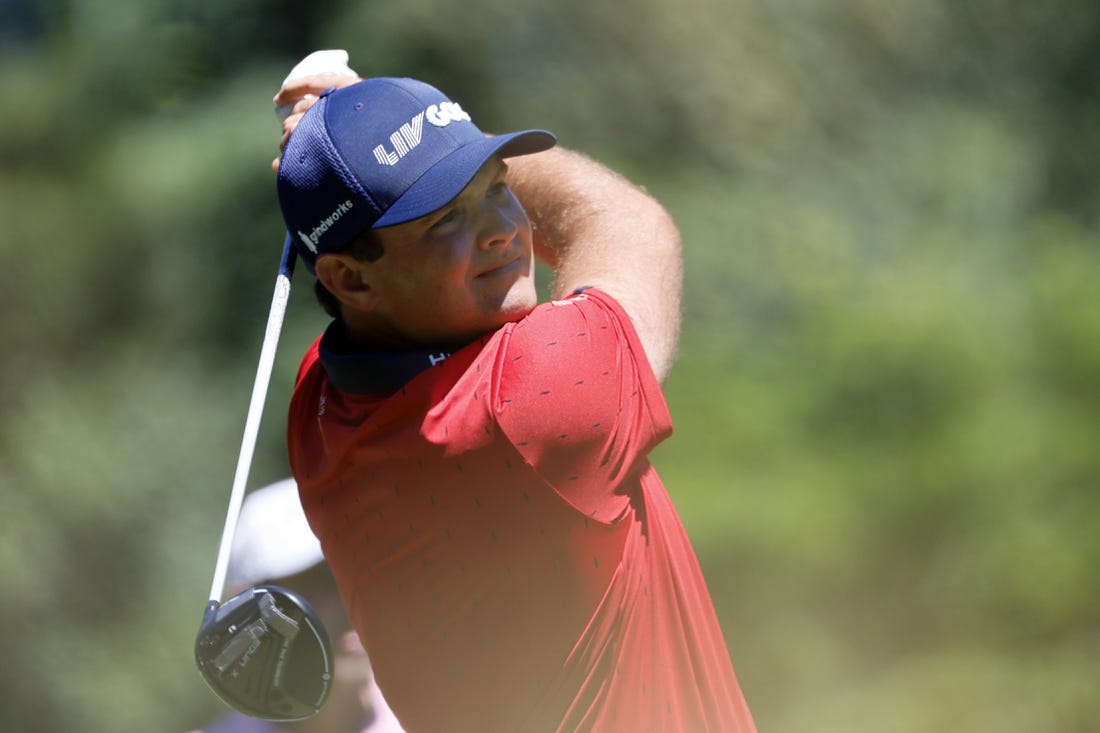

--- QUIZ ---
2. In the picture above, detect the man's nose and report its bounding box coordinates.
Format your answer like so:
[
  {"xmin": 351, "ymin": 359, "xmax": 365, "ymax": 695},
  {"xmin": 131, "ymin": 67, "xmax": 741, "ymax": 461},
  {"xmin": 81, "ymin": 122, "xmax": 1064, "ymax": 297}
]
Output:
[{"xmin": 477, "ymin": 203, "xmax": 518, "ymax": 250}]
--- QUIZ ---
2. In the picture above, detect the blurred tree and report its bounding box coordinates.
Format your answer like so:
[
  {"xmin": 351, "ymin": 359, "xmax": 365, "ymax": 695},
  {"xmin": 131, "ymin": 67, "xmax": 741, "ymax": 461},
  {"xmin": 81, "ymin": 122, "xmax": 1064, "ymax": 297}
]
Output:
[{"xmin": 1, "ymin": 0, "xmax": 1098, "ymax": 731}]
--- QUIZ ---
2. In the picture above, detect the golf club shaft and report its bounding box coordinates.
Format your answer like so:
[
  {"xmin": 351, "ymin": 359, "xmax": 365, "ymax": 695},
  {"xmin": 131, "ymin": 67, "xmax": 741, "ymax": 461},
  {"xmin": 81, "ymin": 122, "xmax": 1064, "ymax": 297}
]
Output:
[{"xmin": 208, "ymin": 236, "xmax": 298, "ymax": 602}]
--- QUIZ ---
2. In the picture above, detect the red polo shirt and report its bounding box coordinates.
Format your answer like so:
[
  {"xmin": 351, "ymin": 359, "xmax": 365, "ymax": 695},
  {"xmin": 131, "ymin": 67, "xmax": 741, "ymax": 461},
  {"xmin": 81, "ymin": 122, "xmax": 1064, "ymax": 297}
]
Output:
[{"xmin": 288, "ymin": 289, "xmax": 755, "ymax": 732}]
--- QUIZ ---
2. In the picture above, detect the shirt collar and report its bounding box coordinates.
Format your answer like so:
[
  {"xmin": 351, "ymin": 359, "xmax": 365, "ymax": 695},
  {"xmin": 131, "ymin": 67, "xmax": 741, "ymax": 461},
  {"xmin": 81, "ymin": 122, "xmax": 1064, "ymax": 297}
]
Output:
[{"xmin": 318, "ymin": 321, "xmax": 456, "ymax": 395}]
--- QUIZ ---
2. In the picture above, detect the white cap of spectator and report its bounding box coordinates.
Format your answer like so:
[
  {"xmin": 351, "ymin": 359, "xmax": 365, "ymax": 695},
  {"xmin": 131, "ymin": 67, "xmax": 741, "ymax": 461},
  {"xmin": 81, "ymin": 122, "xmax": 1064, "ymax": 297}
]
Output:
[{"xmin": 228, "ymin": 478, "xmax": 323, "ymax": 590}]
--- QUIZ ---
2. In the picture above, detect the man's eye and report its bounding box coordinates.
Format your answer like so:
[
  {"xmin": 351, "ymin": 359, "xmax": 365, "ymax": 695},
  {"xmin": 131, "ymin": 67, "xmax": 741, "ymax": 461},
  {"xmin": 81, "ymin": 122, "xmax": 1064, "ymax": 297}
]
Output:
[
  {"xmin": 488, "ymin": 181, "xmax": 509, "ymax": 197},
  {"xmin": 432, "ymin": 210, "xmax": 458, "ymax": 228}
]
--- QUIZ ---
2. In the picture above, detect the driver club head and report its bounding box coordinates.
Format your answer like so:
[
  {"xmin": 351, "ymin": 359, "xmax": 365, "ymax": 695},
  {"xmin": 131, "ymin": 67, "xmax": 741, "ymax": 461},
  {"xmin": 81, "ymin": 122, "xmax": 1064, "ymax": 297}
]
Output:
[{"xmin": 195, "ymin": 584, "xmax": 333, "ymax": 721}]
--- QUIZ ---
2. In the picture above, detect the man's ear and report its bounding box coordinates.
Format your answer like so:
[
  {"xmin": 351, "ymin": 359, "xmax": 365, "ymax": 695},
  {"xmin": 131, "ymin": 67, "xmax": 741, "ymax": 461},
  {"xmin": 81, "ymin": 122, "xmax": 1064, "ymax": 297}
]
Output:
[{"xmin": 314, "ymin": 253, "xmax": 378, "ymax": 312}]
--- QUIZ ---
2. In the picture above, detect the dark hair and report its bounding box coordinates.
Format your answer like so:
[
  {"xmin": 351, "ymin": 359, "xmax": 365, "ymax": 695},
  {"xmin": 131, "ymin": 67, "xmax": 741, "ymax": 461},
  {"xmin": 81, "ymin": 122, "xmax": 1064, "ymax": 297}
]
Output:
[{"xmin": 314, "ymin": 228, "xmax": 386, "ymax": 319}]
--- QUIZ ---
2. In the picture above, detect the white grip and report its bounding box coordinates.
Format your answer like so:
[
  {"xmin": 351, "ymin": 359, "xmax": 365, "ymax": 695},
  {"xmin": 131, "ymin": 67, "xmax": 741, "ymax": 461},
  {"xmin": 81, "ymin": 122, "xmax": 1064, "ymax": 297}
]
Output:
[{"xmin": 275, "ymin": 49, "xmax": 359, "ymax": 122}]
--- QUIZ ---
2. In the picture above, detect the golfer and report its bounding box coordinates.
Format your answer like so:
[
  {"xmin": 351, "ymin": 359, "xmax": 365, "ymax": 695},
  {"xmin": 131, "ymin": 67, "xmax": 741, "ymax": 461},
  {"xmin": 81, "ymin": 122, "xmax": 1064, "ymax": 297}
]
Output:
[{"xmin": 272, "ymin": 55, "xmax": 756, "ymax": 732}]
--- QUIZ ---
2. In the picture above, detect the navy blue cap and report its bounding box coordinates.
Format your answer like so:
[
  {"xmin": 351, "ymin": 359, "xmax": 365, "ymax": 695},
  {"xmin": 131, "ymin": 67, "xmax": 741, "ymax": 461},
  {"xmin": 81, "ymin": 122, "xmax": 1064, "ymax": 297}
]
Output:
[{"xmin": 277, "ymin": 77, "xmax": 556, "ymax": 273}]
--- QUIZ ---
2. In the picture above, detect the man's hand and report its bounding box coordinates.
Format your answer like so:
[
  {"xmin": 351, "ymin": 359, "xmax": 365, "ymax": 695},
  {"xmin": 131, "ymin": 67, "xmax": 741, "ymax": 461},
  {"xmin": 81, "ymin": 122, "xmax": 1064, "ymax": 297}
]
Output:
[{"xmin": 271, "ymin": 51, "xmax": 361, "ymax": 172}]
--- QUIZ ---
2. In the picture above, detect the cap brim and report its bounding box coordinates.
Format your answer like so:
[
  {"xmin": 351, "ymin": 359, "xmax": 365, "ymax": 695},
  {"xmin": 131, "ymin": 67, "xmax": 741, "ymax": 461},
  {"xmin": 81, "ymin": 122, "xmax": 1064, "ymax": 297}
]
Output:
[{"xmin": 372, "ymin": 129, "xmax": 556, "ymax": 229}]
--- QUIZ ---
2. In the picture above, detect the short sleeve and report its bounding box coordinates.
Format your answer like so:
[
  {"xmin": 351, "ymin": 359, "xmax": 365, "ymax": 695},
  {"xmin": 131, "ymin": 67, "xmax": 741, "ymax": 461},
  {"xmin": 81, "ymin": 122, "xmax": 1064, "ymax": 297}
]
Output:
[{"xmin": 491, "ymin": 290, "xmax": 673, "ymax": 523}]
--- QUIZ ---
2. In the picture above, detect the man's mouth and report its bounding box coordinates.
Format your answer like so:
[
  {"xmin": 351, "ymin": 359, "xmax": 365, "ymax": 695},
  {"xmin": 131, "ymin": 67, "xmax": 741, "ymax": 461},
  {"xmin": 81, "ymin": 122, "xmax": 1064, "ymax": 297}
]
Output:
[{"xmin": 477, "ymin": 256, "xmax": 522, "ymax": 279}]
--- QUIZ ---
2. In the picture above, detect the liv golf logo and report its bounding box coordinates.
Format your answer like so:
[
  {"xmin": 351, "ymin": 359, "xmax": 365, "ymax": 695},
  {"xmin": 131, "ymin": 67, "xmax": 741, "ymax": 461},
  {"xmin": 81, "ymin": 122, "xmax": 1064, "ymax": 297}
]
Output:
[{"xmin": 373, "ymin": 102, "xmax": 472, "ymax": 166}]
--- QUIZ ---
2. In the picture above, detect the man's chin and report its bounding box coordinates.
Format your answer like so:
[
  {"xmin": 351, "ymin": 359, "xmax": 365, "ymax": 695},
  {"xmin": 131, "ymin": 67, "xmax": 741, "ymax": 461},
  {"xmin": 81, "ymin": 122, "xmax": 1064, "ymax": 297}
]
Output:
[{"xmin": 496, "ymin": 291, "xmax": 538, "ymax": 324}]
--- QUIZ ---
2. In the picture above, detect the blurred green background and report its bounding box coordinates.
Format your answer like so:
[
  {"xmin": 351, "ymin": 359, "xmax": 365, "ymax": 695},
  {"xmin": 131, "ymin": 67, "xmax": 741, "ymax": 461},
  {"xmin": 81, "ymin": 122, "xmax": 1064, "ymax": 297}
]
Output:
[{"xmin": 2, "ymin": 0, "xmax": 1098, "ymax": 730}]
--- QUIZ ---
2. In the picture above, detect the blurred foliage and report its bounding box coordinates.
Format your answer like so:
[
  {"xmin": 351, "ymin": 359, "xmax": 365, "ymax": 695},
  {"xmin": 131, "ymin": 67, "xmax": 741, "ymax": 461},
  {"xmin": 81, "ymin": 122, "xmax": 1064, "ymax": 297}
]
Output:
[{"xmin": 1, "ymin": 0, "xmax": 1097, "ymax": 731}]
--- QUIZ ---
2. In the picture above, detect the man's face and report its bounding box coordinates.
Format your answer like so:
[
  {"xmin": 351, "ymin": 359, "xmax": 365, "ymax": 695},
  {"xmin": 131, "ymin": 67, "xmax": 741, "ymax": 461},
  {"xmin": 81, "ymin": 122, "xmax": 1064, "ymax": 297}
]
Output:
[{"xmin": 364, "ymin": 156, "xmax": 538, "ymax": 346}]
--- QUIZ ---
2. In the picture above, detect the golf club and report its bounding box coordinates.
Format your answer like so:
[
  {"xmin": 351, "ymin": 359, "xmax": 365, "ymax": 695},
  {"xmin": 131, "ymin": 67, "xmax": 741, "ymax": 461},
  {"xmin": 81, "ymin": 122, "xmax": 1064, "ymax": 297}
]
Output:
[{"xmin": 194, "ymin": 236, "xmax": 334, "ymax": 721}]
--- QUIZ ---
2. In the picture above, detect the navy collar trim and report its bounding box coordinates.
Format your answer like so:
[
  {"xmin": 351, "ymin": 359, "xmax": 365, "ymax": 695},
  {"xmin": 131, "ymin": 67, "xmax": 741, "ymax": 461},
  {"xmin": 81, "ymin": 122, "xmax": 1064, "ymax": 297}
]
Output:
[
  {"xmin": 318, "ymin": 322, "xmax": 455, "ymax": 395},
  {"xmin": 318, "ymin": 288, "xmax": 594, "ymax": 395}
]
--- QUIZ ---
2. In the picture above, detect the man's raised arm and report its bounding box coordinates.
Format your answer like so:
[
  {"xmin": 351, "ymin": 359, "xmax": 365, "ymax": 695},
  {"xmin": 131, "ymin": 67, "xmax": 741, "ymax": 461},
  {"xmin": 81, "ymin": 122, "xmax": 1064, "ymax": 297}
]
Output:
[{"xmin": 507, "ymin": 148, "xmax": 683, "ymax": 382}]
